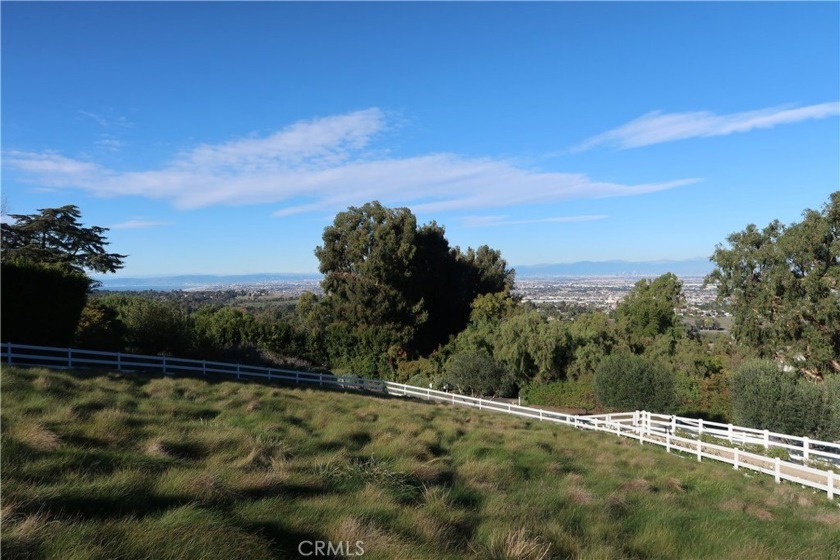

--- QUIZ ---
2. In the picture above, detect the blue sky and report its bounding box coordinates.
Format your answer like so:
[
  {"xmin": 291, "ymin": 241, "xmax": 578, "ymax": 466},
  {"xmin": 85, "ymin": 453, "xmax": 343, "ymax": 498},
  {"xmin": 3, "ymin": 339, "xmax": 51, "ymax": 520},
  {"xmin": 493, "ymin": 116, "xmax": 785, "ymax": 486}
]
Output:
[{"xmin": 2, "ymin": 2, "xmax": 838, "ymax": 277}]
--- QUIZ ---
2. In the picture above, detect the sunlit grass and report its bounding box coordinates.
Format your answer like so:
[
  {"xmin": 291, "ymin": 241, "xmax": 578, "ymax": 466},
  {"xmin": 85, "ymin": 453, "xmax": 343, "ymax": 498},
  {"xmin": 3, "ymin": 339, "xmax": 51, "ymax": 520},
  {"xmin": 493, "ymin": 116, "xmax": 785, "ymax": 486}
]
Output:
[{"xmin": 2, "ymin": 366, "xmax": 839, "ymax": 559}]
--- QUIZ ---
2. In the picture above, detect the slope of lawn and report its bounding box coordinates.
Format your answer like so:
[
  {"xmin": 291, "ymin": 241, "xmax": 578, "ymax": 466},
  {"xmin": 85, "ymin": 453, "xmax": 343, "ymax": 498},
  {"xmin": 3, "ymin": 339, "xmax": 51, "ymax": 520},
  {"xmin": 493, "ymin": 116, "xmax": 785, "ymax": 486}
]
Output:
[{"xmin": 2, "ymin": 366, "xmax": 839, "ymax": 559}]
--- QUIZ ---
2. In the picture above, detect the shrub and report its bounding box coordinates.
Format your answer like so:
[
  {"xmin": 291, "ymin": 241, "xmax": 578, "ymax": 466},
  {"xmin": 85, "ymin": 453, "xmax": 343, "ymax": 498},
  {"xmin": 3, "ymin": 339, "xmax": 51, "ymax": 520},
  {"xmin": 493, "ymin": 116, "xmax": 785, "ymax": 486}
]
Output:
[
  {"xmin": 74, "ymin": 300, "xmax": 126, "ymax": 351},
  {"xmin": 593, "ymin": 353, "xmax": 676, "ymax": 412},
  {"xmin": 1, "ymin": 259, "xmax": 90, "ymax": 346},
  {"xmin": 729, "ymin": 359, "xmax": 840, "ymax": 438},
  {"xmin": 119, "ymin": 299, "xmax": 192, "ymax": 355},
  {"xmin": 444, "ymin": 349, "xmax": 515, "ymax": 397},
  {"xmin": 523, "ymin": 376, "xmax": 597, "ymax": 411}
]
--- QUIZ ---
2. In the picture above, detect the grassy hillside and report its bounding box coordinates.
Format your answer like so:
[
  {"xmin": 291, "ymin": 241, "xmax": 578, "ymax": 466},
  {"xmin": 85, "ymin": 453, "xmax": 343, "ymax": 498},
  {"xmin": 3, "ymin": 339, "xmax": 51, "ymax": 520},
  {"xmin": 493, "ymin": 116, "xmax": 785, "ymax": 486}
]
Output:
[{"xmin": 2, "ymin": 366, "xmax": 839, "ymax": 559}]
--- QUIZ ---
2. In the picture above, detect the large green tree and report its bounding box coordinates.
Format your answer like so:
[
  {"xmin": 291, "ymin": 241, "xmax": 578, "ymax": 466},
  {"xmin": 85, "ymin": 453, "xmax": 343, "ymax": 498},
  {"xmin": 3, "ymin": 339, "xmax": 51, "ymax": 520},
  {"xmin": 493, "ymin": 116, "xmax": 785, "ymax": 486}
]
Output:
[
  {"xmin": 615, "ymin": 273, "xmax": 684, "ymax": 353},
  {"xmin": 1, "ymin": 205, "xmax": 126, "ymax": 274},
  {"xmin": 315, "ymin": 202, "xmax": 425, "ymax": 350},
  {"xmin": 707, "ymin": 192, "xmax": 840, "ymax": 378},
  {"xmin": 313, "ymin": 201, "xmax": 515, "ymax": 373}
]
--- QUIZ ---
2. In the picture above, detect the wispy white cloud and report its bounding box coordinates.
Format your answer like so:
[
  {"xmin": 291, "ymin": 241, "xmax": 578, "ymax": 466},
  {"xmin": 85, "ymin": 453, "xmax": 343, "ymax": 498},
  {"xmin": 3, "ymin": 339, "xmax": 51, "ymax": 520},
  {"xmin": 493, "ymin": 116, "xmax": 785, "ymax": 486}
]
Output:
[
  {"xmin": 574, "ymin": 101, "xmax": 840, "ymax": 151},
  {"xmin": 5, "ymin": 108, "xmax": 697, "ymax": 216},
  {"xmin": 78, "ymin": 110, "xmax": 133, "ymax": 129},
  {"xmin": 108, "ymin": 219, "xmax": 170, "ymax": 230},
  {"xmin": 95, "ymin": 137, "xmax": 125, "ymax": 152},
  {"xmin": 461, "ymin": 214, "xmax": 608, "ymax": 228}
]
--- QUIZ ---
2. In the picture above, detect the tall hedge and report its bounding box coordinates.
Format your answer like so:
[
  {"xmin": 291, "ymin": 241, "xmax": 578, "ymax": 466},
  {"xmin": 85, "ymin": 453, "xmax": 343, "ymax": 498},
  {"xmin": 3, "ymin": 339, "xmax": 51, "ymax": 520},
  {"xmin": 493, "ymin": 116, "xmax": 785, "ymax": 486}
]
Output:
[
  {"xmin": 730, "ymin": 359, "xmax": 840, "ymax": 439},
  {"xmin": 1, "ymin": 259, "xmax": 90, "ymax": 346}
]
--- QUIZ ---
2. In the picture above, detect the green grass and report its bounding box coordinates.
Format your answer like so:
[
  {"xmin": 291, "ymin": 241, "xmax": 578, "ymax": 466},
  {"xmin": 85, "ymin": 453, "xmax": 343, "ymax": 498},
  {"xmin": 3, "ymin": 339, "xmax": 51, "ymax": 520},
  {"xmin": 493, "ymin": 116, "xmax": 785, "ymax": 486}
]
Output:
[{"xmin": 2, "ymin": 366, "xmax": 839, "ymax": 559}]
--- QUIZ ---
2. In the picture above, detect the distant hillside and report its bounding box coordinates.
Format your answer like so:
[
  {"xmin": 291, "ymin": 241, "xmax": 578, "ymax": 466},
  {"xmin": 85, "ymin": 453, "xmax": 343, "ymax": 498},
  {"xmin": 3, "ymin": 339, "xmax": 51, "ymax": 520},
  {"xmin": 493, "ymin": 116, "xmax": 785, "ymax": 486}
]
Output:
[
  {"xmin": 94, "ymin": 273, "xmax": 320, "ymax": 291},
  {"xmin": 95, "ymin": 259, "xmax": 714, "ymax": 290},
  {"xmin": 514, "ymin": 258, "xmax": 713, "ymax": 278}
]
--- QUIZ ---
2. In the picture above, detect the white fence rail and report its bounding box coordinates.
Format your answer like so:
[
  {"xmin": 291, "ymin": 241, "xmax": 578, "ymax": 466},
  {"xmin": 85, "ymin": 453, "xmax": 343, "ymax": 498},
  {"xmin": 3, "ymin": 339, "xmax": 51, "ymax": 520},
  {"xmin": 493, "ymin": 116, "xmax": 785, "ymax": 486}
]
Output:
[
  {"xmin": 2, "ymin": 341, "xmax": 837, "ymax": 500},
  {"xmin": 614, "ymin": 410, "xmax": 840, "ymax": 466}
]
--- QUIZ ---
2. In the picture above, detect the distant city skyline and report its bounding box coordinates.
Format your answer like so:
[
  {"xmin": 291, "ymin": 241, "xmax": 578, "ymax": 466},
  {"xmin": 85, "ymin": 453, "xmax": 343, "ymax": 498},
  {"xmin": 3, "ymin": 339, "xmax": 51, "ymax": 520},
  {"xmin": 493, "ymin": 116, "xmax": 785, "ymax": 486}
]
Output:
[{"xmin": 3, "ymin": 3, "xmax": 838, "ymax": 276}]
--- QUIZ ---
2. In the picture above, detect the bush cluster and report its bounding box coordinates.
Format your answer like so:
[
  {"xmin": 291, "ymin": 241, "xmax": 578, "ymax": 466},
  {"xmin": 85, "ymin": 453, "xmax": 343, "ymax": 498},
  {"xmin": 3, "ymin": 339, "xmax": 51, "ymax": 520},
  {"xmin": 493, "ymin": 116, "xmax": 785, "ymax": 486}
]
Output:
[
  {"xmin": 593, "ymin": 353, "xmax": 676, "ymax": 412},
  {"xmin": 729, "ymin": 360, "xmax": 840, "ymax": 439}
]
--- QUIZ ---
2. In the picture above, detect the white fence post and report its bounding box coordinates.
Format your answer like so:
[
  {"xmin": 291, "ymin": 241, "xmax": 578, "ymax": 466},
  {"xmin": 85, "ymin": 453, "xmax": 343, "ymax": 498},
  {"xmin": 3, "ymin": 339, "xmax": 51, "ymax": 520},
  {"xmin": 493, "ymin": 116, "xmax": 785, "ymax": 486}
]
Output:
[
  {"xmin": 698, "ymin": 418, "xmax": 704, "ymax": 441},
  {"xmin": 727, "ymin": 424, "xmax": 733, "ymax": 442},
  {"xmin": 697, "ymin": 439, "xmax": 702, "ymax": 462},
  {"xmin": 775, "ymin": 457, "xmax": 781, "ymax": 483},
  {"xmin": 319, "ymin": 373, "xmax": 323, "ymax": 386},
  {"xmin": 117, "ymin": 353, "xmax": 122, "ymax": 371},
  {"xmin": 162, "ymin": 355, "xmax": 167, "ymax": 374},
  {"xmin": 6, "ymin": 342, "xmax": 12, "ymax": 364},
  {"xmin": 426, "ymin": 388, "xmax": 431, "ymax": 401},
  {"xmin": 828, "ymin": 471, "xmax": 835, "ymax": 500},
  {"xmin": 68, "ymin": 348, "xmax": 73, "ymax": 368},
  {"xmin": 236, "ymin": 364, "xmax": 240, "ymax": 379},
  {"xmin": 671, "ymin": 415, "xmax": 677, "ymax": 435},
  {"xmin": 733, "ymin": 448, "xmax": 739, "ymax": 470},
  {"xmin": 764, "ymin": 430, "xmax": 770, "ymax": 449},
  {"xmin": 295, "ymin": 371, "xmax": 300, "ymax": 384},
  {"xmin": 539, "ymin": 409, "xmax": 543, "ymax": 421},
  {"xmin": 803, "ymin": 437, "xmax": 810, "ymax": 462},
  {"xmin": 267, "ymin": 369, "xmax": 273, "ymax": 381},
  {"xmin": 666, "ymin": 433, "xmax": 671, "ymax": 453},
  {"xmin": 202, "ymin": 361, "xmax": 207, "ymax": 375}
]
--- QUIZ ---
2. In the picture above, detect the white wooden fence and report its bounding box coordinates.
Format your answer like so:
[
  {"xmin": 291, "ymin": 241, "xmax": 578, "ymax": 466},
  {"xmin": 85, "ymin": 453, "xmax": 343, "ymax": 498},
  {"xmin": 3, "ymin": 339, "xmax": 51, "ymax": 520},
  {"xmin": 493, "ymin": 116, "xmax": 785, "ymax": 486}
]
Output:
[
  {"xmin": 2, "ymin": 342, "xmax": 837, "ymax": 500},
  {"xmin": 582, "ymin": 411, "xmax": 840, "ymax": 466}
]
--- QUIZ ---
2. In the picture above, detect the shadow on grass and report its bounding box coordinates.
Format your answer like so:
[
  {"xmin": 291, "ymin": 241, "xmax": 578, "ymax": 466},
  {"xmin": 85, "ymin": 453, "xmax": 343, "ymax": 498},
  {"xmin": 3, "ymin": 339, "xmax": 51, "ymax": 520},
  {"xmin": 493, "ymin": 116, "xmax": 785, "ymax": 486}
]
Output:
[
  {"xmin": 244, "ymin": 521, "xmax": 341, "ymax": 559},
  {"xmin": 18, "ymin": 364, "xmax": 432, "ymax": 408}
]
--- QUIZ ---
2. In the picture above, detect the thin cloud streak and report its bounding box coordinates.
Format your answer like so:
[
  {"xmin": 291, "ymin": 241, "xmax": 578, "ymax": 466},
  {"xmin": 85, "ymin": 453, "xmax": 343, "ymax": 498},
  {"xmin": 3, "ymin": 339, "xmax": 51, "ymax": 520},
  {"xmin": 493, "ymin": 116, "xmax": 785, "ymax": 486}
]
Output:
[
  {"xmin": 78, "ymin": 110, "xmax": 133, "ymax": 129},
  {"xmin": 5, "ymin": 108, "xmax": 698, "ymax": 216},
  {"xmin": 461, "ymin": 214, "xmax": 608, "ymax": 227},
  {"xmin": 574, "ymin": 101, "xmax": 840, "ymax": 151},
  {"xmin": 108, "ymin": 219, "xmax": 171, "ymax": 230}
]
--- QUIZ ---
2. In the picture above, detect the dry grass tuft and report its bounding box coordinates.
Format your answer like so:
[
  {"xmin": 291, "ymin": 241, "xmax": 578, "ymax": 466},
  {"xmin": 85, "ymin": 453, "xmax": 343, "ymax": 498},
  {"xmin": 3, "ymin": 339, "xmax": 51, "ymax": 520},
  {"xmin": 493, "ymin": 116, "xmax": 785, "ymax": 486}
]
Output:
[
  {"xmin": 620, "ymin": 478, "xmax": 653, "ymax": 493},
  {"xmin": 812, "ymin": 512, "xmax": 840, "ymax": 527},
  {"xmin": 410, "ymin": 459, "xmax": 452, "ymax": 485},
  {"xmin": 719, "ymin": 498, "xmax": 773, "ymax": 521},
  {"xmin": 355, "ymin": 410, "xmax": 379, "ymax": 423},
  {"xmin": 567, "ymin": 486, "xmax": 595, "ymax": 505},
  {"xmin": 458, "ymin": 459, "xmax": 512, "ymax": 492},
  {"xmin": 144, "ymin": 439, "xmax": 176, "ymax": 459},
  {"xmin": 332, "ymin": 516, "xmax": 396, "ymax": 552},
  {"xmin": 412, "ymin": 513, "xmax": 454, "ymax": 543},
  {"xmin": 719, "ymin": 498, "xmax": 746, "ymax": 512},
  {"xmin": 770, "ymin": 484, "xmax": 814, "ymax": 508},
  {"xmin": 236, "ymin": 435, "xmax": 291, "ymax": 471},
  {"xmin": 420, "ymin": 484, "xmax": 451, "ymax": 509},
  {"xmin": 245, "ymin": 400, "xmax": 261, "ymax": 412},
  {"xmin": 744, "ymin": 504, "xmax": 774, "ymax": 521},
  {"xmin": 33, "ymin": 373, "xmax": 76, "ymax": 393},
  {"xmin": 478, "ymin": 527, "xmax": 552, "ymax": 560},
  {"xmin": 665, "ymin": 478, "xmax": 685, "ymax": 493},
  {"xmin": 233, "ymin": 470, "xmax": 289, "ymax": 495},
  {"xmin": 12, "ymin": 422, "xmax": 61, "ymax": 450},
  {"xmin": 6, "ymin": 511, "xmax": 56, "ymax": 546},
  {"xmin": 184, "ymin": 472, "xmax": 241, "ymax": 504},
  {"xmin": 564, "ymin": 472, "xmax": 584, "ymax": 485}
]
